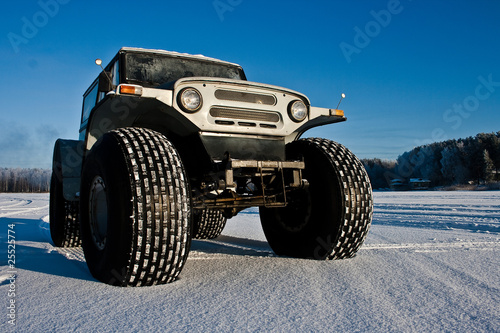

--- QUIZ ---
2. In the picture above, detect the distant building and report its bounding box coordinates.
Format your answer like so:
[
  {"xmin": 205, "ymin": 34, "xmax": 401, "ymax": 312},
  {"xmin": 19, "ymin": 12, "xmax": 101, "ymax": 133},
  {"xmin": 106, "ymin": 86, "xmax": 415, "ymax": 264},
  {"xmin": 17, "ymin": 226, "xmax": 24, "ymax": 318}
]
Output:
[
  {"xmin": 390, "ymin": 178, "xmax": 431, "ymax": 190},
  {"xmin": 409, "ymin": 178, "xmax": 431, "ymax": 190},
  {"xmin": 390, "ymin": 179, "xmax": 409, "ymax": 191}
]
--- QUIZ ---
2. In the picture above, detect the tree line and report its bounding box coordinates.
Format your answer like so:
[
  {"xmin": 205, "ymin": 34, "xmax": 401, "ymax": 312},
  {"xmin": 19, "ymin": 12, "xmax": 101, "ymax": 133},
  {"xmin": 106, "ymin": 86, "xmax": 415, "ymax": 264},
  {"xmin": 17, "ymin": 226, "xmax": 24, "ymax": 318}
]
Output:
[
  {"xmin": 362, "ymin": 132, "xmax": 500, "ymax": 189},
  {"xmin": 0, "ymin": 168, "xmax": 51, "ymax": 192}
]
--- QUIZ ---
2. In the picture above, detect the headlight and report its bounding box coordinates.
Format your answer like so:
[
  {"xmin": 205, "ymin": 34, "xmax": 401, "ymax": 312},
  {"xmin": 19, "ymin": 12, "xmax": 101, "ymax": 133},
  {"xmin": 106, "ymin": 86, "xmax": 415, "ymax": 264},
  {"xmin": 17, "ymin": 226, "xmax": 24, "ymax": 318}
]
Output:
[
  {"xmin": 178, "ymin": 88, "xmax": 202, "ymax": 112},
  {"xmin": 288, "ymin": 100, "xmax": 307, "ymax": 122}
]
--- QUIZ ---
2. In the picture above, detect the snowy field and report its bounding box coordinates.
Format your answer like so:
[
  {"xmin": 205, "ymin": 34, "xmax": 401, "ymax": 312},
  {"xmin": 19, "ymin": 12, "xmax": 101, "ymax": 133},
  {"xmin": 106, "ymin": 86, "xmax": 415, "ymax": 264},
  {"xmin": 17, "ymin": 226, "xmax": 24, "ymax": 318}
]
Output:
[{"xmin": 0, "ymin": 191, "xmax": 499, "ymax": 332}]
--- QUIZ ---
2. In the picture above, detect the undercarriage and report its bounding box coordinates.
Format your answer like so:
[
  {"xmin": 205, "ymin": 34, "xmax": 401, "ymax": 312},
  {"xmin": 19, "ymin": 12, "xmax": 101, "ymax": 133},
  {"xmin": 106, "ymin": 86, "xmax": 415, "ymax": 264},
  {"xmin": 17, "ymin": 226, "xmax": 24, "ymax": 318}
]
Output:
[{"xmin": 192, "ymin": 158, "xmax": 308, "ymax": 217}]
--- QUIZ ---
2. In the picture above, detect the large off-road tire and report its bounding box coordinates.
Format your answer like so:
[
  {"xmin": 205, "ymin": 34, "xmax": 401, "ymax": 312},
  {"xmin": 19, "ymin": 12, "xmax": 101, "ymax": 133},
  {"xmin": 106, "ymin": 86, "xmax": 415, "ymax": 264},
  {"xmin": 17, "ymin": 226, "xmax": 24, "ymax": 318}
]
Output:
[
  {"xmin": 260, "ymin": 138, "xmax": 373, "ymax": 260},
  {"xmin": 193, "ymin": 209, "xmax": 227, "ymax": 239},
  {"xmin": 50, "ymin": 172, "xmax": 81, "ymax": 247},
  {"xmin": 80, "ymin": 127, "xmax": 191, "ymax": 286}
]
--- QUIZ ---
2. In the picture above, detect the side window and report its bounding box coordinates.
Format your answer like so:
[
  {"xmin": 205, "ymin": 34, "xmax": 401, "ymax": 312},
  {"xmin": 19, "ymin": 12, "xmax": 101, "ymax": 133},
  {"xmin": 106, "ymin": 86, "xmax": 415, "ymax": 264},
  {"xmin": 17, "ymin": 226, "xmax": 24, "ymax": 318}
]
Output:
[
  {"xmin": 112, "ymin": 60, "xmax": 120, "ymax": 86},
  {"xmin": 82, "ymin": 81, "xmax": 99, "ymax": 123}
]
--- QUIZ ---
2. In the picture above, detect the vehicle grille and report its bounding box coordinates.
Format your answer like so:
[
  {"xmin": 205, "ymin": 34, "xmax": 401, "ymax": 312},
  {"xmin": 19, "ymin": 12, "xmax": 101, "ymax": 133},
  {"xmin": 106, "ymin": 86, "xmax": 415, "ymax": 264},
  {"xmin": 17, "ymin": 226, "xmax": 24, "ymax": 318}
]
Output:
[
  {"xmin": 210, "ymin": 107, "xmax": 280, "ymax": 123},
  {"xmin": 215, "ymin": 89, "xmax": 276, "ymax": 106}
]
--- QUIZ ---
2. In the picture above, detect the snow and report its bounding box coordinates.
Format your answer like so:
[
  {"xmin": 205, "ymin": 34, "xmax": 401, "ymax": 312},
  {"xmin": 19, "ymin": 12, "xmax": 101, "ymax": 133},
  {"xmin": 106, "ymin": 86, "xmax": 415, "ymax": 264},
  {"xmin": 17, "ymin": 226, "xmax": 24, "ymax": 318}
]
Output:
[{"xmin": 1, "ymin": 191, "xmax": 499, "ymax": 332}]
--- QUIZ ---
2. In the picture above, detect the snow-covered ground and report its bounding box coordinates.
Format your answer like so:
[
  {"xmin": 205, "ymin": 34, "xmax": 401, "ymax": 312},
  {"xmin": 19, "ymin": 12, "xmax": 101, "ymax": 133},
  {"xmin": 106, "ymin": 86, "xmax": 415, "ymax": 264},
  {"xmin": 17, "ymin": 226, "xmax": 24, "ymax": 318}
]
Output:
[{"xmin": 1, "ymin": 191, "xmax": 499, "ymax": 332}]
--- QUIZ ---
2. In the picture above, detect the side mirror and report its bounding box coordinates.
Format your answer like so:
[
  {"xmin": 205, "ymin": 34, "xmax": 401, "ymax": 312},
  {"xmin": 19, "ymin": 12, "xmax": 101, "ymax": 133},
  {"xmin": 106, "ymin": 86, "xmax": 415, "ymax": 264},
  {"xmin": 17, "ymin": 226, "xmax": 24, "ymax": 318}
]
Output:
[{"xmin": 98, "ymin": 71, "xmax": 114, "ymax": 92}]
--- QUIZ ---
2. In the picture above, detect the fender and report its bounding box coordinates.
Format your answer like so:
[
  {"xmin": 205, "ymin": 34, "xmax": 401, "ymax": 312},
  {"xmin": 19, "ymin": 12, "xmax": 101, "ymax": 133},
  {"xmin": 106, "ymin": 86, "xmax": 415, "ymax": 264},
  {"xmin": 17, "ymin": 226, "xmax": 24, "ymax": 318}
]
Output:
[{"xmin": 52, "ymin": 139, "xmax": 85, "ymax": 201}]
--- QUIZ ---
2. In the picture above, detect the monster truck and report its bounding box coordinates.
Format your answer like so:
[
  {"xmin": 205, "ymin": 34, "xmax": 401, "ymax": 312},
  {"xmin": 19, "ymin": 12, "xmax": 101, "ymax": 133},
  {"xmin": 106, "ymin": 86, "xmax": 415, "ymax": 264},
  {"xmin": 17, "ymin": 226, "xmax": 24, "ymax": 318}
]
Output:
[{"xmin": 50, "ymin": 47, "xmax": 373, "ymax": 286}]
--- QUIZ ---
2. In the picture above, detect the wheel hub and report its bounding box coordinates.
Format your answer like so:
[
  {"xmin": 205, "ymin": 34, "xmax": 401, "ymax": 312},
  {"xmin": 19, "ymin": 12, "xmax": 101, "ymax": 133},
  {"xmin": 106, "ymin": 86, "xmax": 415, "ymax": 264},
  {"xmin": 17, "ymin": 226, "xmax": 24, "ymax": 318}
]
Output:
[
  {"xmin": 89, "ymin": 176, "xmax": 108, "ymax": 250},
  {"xmin": 279, "ymin": 188, "xmax": 312, "ymax": 232}
]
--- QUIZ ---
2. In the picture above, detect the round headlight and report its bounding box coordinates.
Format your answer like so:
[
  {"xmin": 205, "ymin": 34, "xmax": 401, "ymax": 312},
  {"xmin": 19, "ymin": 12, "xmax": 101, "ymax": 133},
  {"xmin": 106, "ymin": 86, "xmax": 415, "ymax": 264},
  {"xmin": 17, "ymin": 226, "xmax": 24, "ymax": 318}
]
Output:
[
  {"xmin": 289, "ymin": 100, "xmax": 307, "ymax": 122},
  {"xmin": 179, "ymin": 88, "xmax": 202, "ymax": 112}
]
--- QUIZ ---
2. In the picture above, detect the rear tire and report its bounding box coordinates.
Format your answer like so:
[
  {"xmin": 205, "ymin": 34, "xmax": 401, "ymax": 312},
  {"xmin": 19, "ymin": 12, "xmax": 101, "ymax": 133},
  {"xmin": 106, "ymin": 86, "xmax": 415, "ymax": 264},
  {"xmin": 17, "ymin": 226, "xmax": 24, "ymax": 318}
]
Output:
[
  {"xmin": 260, "ymin": 138, "xmax": 373, "ymax": 260},
  {"xmin": 80, "ymin": 128, "xmax": 191, "ymax": 286},
  {"xmin": 49, "ymin": 172, "xmax": 81, "ymax": 247},
  {"xmin": 193, "ymin": 209, "xmax": 227, "ymax": 239}
]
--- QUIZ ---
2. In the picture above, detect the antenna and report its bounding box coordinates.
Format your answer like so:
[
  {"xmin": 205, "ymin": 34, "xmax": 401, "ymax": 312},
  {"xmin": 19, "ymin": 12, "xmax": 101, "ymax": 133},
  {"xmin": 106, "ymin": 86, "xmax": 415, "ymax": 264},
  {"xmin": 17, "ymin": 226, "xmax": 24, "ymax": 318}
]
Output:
[
  {"xmin": 95, "ymin": 58, "xmax": 112, "ymax": 84},
  {"xmin": 336, "ymin": 93, "xmax": 346, "ymax": 109}
]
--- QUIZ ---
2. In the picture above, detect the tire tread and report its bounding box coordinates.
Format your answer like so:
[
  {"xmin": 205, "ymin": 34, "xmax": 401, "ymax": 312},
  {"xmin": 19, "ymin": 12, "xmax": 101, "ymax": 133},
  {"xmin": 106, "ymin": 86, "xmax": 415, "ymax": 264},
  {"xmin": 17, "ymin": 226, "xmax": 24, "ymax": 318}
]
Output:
[
  {"xmin": 193, "ymin": 209, "xmax": 227, "ymax": 239},
  {"xmin": 305, "ymin": 138, "xmax": 373, "ymax": 259},
  {"xmin": 50, "ymin": 173, "xmax": 82, "ymax": 247},
  {"xmin": 112, "ymin": 128, "xmax": 190, "ymax": 286}
]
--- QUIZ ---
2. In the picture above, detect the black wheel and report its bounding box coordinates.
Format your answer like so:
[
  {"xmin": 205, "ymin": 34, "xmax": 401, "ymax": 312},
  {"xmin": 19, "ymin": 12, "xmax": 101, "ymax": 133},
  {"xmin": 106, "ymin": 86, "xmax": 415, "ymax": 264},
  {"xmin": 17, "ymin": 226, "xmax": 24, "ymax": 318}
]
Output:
[
  {"xmin": 193, "ymin": 209, "xmax": 227, "ymax": 239},
  {"xmin": 80, "ymin": 128, "xmax": 192, "ymax": 286},
  {"xmin": 50, "ymin": 172, "xmax": 81, "ymax": 247},
  {"xmin": 260, "ymin": 138, "xmax": 373, "ymax": 260}
]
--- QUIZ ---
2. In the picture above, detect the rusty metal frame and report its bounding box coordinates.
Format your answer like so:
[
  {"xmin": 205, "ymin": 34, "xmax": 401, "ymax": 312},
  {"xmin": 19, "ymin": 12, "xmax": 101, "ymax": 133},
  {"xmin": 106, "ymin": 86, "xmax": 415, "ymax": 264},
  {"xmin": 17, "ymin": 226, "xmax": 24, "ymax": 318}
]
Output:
[{"xmin": 193, "ymin": 159, "xmax": 305, "ymax": 211}]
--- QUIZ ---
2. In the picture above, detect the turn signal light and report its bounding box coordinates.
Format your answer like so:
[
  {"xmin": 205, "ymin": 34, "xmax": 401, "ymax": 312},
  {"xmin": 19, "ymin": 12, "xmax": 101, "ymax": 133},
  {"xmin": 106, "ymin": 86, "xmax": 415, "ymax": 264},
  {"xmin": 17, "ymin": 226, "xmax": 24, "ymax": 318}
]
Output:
[
  {"xmin": 330, "ymin": 109, "xmax": 344, "ymax": 117},
  {"xmin": 119, "ymin": 85, "xmax": 143, "ymax": 96}
]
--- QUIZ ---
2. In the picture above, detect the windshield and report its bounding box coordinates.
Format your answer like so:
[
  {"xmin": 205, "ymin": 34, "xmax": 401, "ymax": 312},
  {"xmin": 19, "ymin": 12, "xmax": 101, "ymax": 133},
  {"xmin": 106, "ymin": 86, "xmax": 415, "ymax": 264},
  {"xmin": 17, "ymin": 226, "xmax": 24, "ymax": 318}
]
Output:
[{"xmin": 124, "ymin": 52, "xmax": 245, "ymax": 87}]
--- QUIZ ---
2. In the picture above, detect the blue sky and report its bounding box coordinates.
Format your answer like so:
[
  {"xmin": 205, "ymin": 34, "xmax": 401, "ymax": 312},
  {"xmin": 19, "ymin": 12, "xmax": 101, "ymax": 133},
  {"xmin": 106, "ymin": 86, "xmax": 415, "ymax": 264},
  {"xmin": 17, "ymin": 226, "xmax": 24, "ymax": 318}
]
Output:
[{"xmin": 0, "ymin": 0, "xmax": 499, "ymax": 168}]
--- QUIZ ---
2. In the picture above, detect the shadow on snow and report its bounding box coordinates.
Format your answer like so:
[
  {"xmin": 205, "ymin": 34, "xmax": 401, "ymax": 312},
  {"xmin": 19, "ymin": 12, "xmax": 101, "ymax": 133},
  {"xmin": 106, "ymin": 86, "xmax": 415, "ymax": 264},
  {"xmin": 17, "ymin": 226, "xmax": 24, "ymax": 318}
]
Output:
[{"xmin": 0, "ymin": 217, "xmax": 95, "ymax": 283}]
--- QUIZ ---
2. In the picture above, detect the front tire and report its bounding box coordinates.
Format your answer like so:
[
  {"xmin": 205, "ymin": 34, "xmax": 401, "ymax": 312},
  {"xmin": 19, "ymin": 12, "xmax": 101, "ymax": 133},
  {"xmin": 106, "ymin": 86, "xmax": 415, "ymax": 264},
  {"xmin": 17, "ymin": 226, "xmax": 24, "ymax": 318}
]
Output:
[
  {"xmin": 260, "ymin": 138, "xmax": 373, "ymax": 260},
  {"xmin": 80, "ymin": 128, "xmax": 191, "ymax": 286}
]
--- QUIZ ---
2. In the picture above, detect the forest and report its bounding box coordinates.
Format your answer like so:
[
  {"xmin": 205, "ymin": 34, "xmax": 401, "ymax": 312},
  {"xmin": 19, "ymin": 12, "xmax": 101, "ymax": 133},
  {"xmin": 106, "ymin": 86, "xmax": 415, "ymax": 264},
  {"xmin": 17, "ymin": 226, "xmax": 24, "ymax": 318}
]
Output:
[
  {"xmin": 362, "ymin": 132, "xmax": 500, "ymax": 189},
  {"xmin": 0, "ymin": 168, "xmax": 51, "ymax": 192},
  {"xmin": 0, "ymin": 132, "xmax": 499, "ymax": 192}
]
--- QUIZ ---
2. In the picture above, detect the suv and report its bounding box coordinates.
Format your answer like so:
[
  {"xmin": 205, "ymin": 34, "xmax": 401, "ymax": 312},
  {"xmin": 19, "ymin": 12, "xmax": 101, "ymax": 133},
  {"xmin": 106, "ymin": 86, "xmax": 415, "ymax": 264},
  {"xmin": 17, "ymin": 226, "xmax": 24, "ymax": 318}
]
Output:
[{"xmin": 50, "ymin": 47, "xmax": 373, "ymax": 286}]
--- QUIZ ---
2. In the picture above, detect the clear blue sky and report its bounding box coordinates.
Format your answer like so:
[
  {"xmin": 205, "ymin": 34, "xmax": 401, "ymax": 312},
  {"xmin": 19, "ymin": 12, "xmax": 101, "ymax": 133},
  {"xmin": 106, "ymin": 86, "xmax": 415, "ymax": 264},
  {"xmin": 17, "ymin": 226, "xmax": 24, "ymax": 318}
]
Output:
[{"xmin": 1, "ymin": 0, "xmax": 499, "ymax": 168}]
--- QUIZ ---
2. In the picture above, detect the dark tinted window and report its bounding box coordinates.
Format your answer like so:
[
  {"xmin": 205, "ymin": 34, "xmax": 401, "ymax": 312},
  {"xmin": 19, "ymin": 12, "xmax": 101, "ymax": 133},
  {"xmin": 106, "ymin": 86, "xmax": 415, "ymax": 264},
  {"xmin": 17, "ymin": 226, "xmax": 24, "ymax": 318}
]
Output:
[{"xmin": 124, "ymin": 52, "xmax": 245, "ymax": 87}]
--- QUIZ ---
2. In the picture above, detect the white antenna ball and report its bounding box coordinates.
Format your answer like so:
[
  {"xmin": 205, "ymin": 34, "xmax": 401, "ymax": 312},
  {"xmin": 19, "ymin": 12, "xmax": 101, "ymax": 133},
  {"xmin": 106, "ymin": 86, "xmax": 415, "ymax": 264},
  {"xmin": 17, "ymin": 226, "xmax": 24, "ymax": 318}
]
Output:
[
  {"xmin": 341, "ymin": 93, "xmax": 346, "ymax": 99},
  {"xmin": 95, "ymin": 59, "xmax": 102, "ymax": 66}
]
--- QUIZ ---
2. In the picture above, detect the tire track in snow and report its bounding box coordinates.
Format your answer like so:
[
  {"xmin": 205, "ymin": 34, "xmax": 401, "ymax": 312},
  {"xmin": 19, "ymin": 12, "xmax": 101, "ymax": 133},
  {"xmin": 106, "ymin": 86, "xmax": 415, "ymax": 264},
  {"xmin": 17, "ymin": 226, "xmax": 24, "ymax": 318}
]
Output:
[
  {"xmin": 373, "ymin": 212, "xmax": 500, "ymax": 233},
  {"xmin": 0, "ymin": 198, "xmax": 32, "ymax": 209},
  {"xmin": 190, "ymin": 239, "xmax": 500, "ymax": 259},
  {"xmin": 375, "ymin": 203, "xmax": 500, "ymax": 217},
  {"xmin": 0, "ymin": 197, "xmax": 48, "ymax": 218},
  {"xmin": 361, "ymin": 240, "xmax": 500, "ymax": 253},
  {"xmin": 372, "ymin": 192, "xmax": 500, "ymax": 234}
]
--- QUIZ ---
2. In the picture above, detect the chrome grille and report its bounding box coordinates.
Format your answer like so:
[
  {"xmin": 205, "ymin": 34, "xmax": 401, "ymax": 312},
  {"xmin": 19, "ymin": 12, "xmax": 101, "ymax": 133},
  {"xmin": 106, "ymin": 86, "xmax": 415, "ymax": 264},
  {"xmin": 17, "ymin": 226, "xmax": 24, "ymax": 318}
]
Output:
[
  {"xmin": 215, "ymin": 89, "xmax": 276, "ymax": 105},
  {"xmin": 210, "ymin": 107, "xmax": 280, "ymax": 123}
]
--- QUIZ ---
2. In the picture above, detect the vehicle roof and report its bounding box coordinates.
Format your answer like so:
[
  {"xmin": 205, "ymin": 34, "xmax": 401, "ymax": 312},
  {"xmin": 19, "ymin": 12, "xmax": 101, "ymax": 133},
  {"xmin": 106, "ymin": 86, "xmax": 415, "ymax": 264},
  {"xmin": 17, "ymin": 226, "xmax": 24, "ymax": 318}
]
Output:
[{"xmin": 119, "ymin": 47, "xmax": 243, "ymax": 69}]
